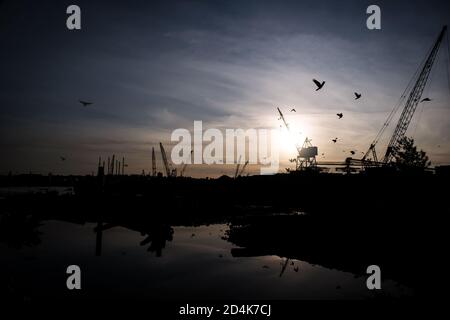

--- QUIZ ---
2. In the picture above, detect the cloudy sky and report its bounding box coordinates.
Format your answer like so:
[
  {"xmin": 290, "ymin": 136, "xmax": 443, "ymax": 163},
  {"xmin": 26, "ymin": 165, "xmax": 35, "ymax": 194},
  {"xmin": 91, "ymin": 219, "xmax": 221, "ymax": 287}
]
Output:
[{"xmin": 1, "ymin": 0, "xmax": 450, "ymax": 177}]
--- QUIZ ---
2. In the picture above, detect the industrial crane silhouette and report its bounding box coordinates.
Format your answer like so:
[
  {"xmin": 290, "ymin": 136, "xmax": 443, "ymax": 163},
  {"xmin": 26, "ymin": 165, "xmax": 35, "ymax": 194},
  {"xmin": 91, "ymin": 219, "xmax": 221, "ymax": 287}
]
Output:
[
  {"xmin": 362, "ymin": 25, "xmax": 448, "ymax": 165},
  {"xmin": 277, "ymin": 107, "xmax": 318, "ymax": 170},
  {"xmin": 180, "ymin": 150, "xmax": 193, "ymax": 177},
  {"xmin": 234, "ymin": 158, "xmax": 249, "ymax": 178},
  {"xmin": 159, "ymin": 142, "xmax": 177, "ymax": 177},
  {"xmin": 152, "ymin": 147, "xmax": 157, "ymax": 177}
]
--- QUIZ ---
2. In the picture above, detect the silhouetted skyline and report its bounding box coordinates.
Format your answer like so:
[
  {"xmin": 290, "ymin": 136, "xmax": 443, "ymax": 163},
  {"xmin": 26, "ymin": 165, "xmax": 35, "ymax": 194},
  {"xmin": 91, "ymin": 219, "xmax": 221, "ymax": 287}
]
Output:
[{"xmin": 1, "ymin": 0, "xmax": 450, "ymax": 176}]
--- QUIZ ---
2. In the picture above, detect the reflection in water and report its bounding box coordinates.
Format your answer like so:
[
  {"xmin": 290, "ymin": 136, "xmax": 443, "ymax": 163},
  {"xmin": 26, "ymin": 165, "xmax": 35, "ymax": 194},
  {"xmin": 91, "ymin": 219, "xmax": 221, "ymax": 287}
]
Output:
[
  {"xmin": 94, "ymin": 221, "xmax": 174, "ymax": 257},
  {"xmin": 0, "ymin": 213, "xmax": 412, "ymax": 300}
]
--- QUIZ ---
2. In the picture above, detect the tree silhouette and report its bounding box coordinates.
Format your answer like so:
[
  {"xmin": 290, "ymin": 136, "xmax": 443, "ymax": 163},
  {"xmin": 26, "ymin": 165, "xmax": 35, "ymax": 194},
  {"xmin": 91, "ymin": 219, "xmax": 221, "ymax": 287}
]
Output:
[{"xmin": 392, "ymin": 137, "xmax": 431, "ymax": 171}]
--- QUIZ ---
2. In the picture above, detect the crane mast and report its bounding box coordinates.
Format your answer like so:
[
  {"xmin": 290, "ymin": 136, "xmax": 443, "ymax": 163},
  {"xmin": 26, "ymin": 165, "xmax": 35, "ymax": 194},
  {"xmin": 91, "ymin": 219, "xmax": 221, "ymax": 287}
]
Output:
[
  {"xmin": 179, "ymin": 150, "xmax": 192, "ymax": 177},
  {"xmin": 382, "ymin": 26, "xmax": 447, "ymax": 163},
  {"xmin": 237, "ymin": 160, "xmax": 249, "ymax": 177},
  {"xmin": 152, "ymin": 147, "xmax": 157, "ymax": 177},
  {"xmin": 159, "ymin": 142, "xmax": 172, "ymax": 177}
]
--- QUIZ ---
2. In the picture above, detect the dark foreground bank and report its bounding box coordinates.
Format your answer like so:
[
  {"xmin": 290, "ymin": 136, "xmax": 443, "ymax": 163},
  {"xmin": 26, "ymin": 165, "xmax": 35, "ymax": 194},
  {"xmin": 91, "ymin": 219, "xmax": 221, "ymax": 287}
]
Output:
[{"xmin": 0, "ymin": 171, "xmax": 448, "ymax": 303}]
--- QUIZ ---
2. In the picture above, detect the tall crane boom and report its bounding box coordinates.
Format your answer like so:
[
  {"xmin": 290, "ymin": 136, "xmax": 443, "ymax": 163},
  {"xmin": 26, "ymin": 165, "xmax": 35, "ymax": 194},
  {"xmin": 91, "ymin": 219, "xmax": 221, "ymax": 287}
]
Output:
[
  {"xmin": 383, "ymin": 25, "xmax": 447, "ymax": 163},
  {"xmin": 238, "ymin": 160, "xmax": 249, "ymax": 177},
  {"xmin": 277, "ymin": 107, "xmax": 302, "ymax": 154},
  {"xmin": 277, "ymin": 107, "xmax": 290, "ymax": 131},
  {"xmin": 159, "ymin": 142, "xmax": 171, "ymax": 177},
  {"xmin": 179, "ymin": 150, "xmax": 193, "ymax": 177},
  {"xmin": 152, "ymin": 147, "xmax": 157, "ymax": 177}
]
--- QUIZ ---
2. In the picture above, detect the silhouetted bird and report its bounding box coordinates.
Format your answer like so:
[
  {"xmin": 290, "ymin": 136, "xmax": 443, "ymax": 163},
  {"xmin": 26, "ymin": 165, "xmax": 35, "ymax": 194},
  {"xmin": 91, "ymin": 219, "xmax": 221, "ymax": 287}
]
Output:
[
  {"xmin": 290, "ymin": 108, "xmax": 296, "ymax": 112},
  {"xmin": 336, "ymin": 113, "xmax": 343, "ymax": 119},
  {"xmin": 313, "ymin": 79, "xmax": 325, "ymax": 91},
  {"xmin": 332, "ymin": 138, "xmax": 338, "ymax": 143},
  {"xmin": 420, "ymin": 97, "xmax": 432, "ymax": 102},
  {"xmin": 354, "ymin": 92, "xmax": 362, "ymax": 100},
  {"xmin": 294, "ymin": 266, "xmax": 299, "ymax": 272},
  {"xmin": 79, "ymin": 100, "xmax": 93, "ymax": 106},
  {"xmin": 60, "ymin": 156, "xmax": 66, "ymax": 161}
]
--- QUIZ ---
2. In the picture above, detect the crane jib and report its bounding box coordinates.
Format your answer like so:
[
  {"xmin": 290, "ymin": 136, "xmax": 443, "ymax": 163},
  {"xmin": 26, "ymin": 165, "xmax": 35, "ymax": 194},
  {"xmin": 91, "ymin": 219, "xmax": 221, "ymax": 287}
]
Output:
[{"xmin": 370, "ymin": 25, "xmax": 447, "ymax": 164}]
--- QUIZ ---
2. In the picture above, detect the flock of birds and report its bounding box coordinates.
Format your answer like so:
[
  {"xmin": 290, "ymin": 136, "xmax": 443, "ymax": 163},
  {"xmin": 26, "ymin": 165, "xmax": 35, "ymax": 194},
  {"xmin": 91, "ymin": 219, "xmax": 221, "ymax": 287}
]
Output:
[
  {"xmin": 312, "ymin": 78, "xmax": 360, "ymax": 140},
  {"xmin": 283, "ymin": 78, "xmax": 433, "ymax": 159},
  {"xmin": 68, "ymin": 85, "xmax": 433, "ymax": 163},
  {"xmin": 279, "ymin": 78, "xmax": 364, "ymax": 157}
]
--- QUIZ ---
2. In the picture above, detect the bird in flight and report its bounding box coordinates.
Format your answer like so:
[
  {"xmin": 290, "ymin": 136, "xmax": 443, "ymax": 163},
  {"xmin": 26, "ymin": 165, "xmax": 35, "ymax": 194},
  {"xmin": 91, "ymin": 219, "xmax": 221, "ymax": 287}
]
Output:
[
  {"xmin": 336, "ymin": 113, "xmax": 343, "ymax": 119},
  {"xmin": 420, "ymin": 98, "xmax": 432, "ymax": 103},
  {"xmin": 332, "ymin": 138, "xmax": 338, "ymax": 143},
  {"xmin": 60, "ymin": 156, "xmax": 66, "ymax": 161},
  {"xmin": 290, "ymin": 108, "xmax": 296, "ymax": 112},
  {"xmin": 312, "ymin": 79, "xmax": 325, "ymax": 91},
  {"xmin": 354, "ymin": 92, "xmax": 362, "ymax": 100},
  {"xmin": 79, "ymin": 100, "xmax": 93, "ymax": 107}
]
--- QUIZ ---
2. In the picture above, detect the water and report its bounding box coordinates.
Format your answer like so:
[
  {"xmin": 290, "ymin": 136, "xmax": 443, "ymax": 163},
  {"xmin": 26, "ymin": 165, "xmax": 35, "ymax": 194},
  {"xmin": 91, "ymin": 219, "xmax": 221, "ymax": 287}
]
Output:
[
  {"xmin": 0, "ymin": 186, "xmax": 75, "ymax": 197},
  {"xmin": 0, "ymin": 220, "xmax": 412, "ymax": 300}
]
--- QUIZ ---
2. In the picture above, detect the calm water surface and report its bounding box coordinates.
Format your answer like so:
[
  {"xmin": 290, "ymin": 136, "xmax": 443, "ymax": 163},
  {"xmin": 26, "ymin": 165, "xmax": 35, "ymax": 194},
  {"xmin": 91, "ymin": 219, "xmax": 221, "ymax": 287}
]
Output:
[{"xmin": 0, "ymin": 220, "xmax": 411, "ymax": 300}]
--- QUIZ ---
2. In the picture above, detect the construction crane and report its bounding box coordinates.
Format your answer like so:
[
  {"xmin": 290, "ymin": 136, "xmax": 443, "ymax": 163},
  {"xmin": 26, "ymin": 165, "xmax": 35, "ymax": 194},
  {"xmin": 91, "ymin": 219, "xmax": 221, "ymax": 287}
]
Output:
[
  {"xmin": 363, "ymin": 25, "xmax": 448, "ymax": 165},
  {"xmin": 234, "ymin": 155, "xmax": 242, "ymax": 179},
  {"xmin": 277, "ymin": 107, "xmax": 318, "ymax": 170},
  {"xmin": 236, "ymin": 160, "xmax": 249, "ymax": 178},
  {"xmin": 151, "ymin": 147, "xmax": 157, "ymax": 177},
  {"xmin": 277, "ymin": 107, "xmax": 290, "ymax": 131},
  {"xmin": 179, "ymin": 150, "xmax": 193, "ymax": 177},
  {"xmin": 159, "ymin": 142, "xmax": 176, "ymax": 177}
]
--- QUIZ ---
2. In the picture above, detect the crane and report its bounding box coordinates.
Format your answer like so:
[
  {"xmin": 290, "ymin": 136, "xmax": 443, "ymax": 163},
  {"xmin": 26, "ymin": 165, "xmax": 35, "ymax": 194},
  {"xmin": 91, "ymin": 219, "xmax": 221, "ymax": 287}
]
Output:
[
  {"xmin": 152, "ymin": 147, "xmax": 157, "ymax": 177},
  {"xmin": 362, "ymin": 25, "xmax": 448, "ymax": 165},
  {"xmin": 234, "ymin": 155, "xmax": 242, "ymax": 179},
  {"xmin": 179, "ymin": 150, "xmax": 193, "ymax": 177},
  {"xmin": 277, "ymin": 107, "xmax": 318, "ymax": 170},
  {"xmin": 159, "ymin": 142, "xmax": 176, "ymax": 177},
  {"xmin": 277, "ymin": 107, "xmax": 291, "ymax": 132},
  {"xmin": 236, "ymin": 160, "xmax": 249, "ymax": 178}
]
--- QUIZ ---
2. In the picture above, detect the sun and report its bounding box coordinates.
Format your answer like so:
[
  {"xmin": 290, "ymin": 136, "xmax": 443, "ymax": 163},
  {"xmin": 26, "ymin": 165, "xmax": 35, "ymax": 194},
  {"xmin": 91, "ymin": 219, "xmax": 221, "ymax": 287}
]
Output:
[{"xmin": 275, "ymin": 117, "xmax": 313, "ymax": 156}]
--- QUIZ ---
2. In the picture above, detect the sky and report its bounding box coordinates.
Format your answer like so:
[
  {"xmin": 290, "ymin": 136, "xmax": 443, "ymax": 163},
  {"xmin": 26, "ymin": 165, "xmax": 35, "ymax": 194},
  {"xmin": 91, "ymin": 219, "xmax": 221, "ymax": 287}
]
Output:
[{"xmin": 1, "ymin": 0, "xmax": 450, "ymax": 177}]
